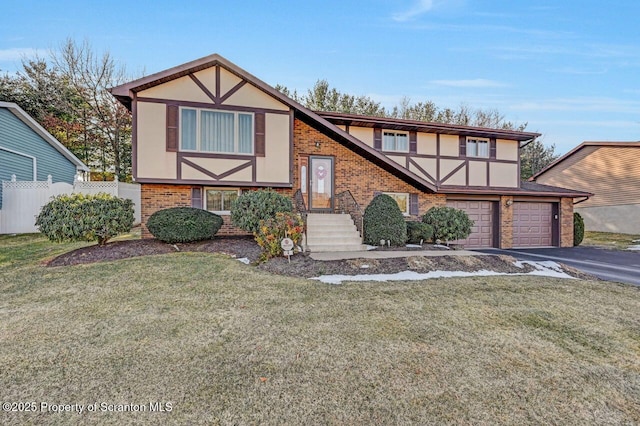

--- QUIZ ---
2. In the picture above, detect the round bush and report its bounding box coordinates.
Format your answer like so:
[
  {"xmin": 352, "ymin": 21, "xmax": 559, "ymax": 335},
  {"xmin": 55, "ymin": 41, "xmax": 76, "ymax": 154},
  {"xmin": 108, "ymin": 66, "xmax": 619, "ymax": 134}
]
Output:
[
  {"xmin": 35, "ymin": 192, "xmax": 134, "ymax": 246},
  {"xmin": 363, "ymin": 194, "xmax": 407, "ymax": 246},
  {"xmin": 406, "ymin": 221, "xmax": 434, "ymax": 244},
  {"xmin": 147, "ymin": 207, "xmax": 223, "ymax": 244},
  {"xmin": 422, "ymin": 206, "xmax": 473, "ymax": 243},
  {"xmin": 573, "ymin": 212, "xmax": 585, "ymax": 246},
  {"xmin": 230, "ymin": 189, "xmax": 292, "ymax": 234}
]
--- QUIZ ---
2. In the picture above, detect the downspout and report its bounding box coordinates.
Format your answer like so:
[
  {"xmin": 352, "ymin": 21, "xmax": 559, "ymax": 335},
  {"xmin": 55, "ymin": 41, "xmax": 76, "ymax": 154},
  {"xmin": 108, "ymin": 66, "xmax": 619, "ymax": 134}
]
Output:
[
  {"xmin": 519, "ymin": 137, "xmax": 536, "ymax": 149},
  {"xmin": 0, "ymin": 146, "xmax": 37, "ymax": 180},
  {"xmin": 573, "ymin": 196, "xmax": 590, "ymax": 205}
]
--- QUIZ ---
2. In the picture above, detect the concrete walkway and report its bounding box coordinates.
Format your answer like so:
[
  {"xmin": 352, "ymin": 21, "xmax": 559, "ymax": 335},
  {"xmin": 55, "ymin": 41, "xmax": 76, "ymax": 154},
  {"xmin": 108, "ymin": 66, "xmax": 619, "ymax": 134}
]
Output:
[{"xmin": 310, "ymin": 249, "xmax": 486, "ymax": 261}]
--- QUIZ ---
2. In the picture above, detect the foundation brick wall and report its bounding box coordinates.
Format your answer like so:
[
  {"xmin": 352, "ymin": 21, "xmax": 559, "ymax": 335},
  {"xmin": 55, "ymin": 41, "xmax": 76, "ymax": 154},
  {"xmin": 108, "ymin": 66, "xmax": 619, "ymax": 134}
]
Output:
[
  {"xmin": 293, "ymin": 119, "xmax": 446, "ymax": 217},
  {"xmin": 140, "ymin": 184, "xmax": 289, "ymax": 238},
  {"xmin": 560, "ymin": 197, "xmax": 574, "ymax": 247},
  {"xmin": 141, "ymin": 184, "xmax": 192, "ymax": 238}
]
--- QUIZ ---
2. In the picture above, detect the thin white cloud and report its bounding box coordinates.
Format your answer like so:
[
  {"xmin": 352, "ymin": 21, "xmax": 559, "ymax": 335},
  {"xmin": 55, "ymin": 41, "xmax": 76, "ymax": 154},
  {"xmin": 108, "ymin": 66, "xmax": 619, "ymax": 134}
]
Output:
[
  {"xmin": 430, "ymin": 79, "xmax": 507, "ymax": 88},
  {"xmin": 392, "ymin": 0, "xmax": 434, "ymax": 22},
  {"xmin": 0, "ymin": 47, "xmax": 41, "ymax": 62},
  {"xmin": 510, "ymin": 97, "xmax": 640, "ymax": 114}
]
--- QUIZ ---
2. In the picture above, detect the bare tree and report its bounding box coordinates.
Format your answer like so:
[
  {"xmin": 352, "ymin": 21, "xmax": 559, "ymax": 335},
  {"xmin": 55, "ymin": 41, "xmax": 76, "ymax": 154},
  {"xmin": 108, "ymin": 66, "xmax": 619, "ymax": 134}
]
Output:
[{"xmin": 52, "ymin": 39, "xmax": 131, "ymax": 180}]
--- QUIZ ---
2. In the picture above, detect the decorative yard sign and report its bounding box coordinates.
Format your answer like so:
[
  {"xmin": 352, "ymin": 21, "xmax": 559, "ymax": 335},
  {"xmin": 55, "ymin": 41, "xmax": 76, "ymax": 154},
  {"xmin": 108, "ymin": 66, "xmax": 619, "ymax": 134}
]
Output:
[{"xmin": 281, "ymin": 237, "xmax": 294, "ymax": 262}]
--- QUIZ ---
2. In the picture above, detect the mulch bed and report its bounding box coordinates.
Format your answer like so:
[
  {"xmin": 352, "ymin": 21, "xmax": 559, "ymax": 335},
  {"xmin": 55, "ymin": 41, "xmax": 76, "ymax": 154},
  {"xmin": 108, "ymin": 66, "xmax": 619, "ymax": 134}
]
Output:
[{"xmin": 46, "ymin": 237, "xmax": 595, "ymax": 281}]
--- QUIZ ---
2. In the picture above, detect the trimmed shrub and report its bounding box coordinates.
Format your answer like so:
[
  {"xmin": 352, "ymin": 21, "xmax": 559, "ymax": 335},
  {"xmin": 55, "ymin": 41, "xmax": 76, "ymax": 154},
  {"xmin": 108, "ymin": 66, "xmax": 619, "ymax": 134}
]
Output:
[
  {"xmin": 35, "ymin": 192, "xmax": 134, "ymax": 246},
  {"xmin": 363, "ymin": 194, "xmax": 407, "ymax": 246},
  {"xmin": 255, "ymin": 212, "xmax": 304, "ymax": 260},
  {"xmin": 147, "ymin": 207, "xmax": 223, "ymax": 244},
  {"xmin": 230, "ymin": 189, "xmax": 293, "ymax": 234},
  {"xmin": 573, "ymin": 212, "xmax": 585, "ymax": 246},
  {"xmin": 406, "ymin": 221, "xmax": 434, "ymax": 244},
  {"xmin": 422, "ymin": 206, "xmax": 474, "ymax": 243}
]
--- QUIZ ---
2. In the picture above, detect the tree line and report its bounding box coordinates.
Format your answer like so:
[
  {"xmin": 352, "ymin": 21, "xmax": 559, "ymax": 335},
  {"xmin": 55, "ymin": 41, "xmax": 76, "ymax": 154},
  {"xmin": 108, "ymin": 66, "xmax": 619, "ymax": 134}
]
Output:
[
  {"xmin": 277, "ymin": 79, "xmax": 558, "ymax": 180},
  {"xmin": 0, "ymin": 39, "xmax": 131, "ymax": 181},
  {"xmin": 0, "ymin": 39, "xmax": 556, "ymax": 181}
]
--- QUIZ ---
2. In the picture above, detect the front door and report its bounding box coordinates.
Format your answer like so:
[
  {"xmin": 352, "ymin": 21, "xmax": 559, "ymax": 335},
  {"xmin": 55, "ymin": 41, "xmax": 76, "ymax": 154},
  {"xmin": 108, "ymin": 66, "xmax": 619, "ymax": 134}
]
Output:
[{"xmin": 309, "ymin": 156, "xmax": 334, "ymax": 211}]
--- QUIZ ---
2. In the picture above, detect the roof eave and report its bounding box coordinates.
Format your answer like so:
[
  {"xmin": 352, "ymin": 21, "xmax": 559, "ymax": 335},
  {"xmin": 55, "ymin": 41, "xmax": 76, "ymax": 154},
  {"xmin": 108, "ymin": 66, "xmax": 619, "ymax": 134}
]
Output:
[{"xmin": 0, "ymin": 101, "xmax": 90, "ymax": 171}]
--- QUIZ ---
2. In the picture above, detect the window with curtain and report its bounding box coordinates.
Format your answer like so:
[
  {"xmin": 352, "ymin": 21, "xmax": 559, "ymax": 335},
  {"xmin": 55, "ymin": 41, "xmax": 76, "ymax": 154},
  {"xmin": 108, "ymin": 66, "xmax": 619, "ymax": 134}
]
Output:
[
  {"xmin": 383, "ymin": 192, "xmax": 409, "ymax": 215},
  {"xmin": 466, "ymin": 138, "xmax": 489, "ymax": 158},
  {"xmin": 382, "ymin": 131, "xmax": 409, "ymax": 152},
  {"xmin": 180, "ymin": 108, "xmax": 253, "ymax": 154}
]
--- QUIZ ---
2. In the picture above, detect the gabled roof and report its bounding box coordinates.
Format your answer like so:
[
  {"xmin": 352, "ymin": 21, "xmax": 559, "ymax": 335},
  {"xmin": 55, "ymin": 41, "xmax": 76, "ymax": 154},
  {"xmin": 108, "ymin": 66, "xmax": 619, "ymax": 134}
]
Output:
[
  {"xmin": 530, "ymin": 141, "xmax": 640, "ymax": 181},
  {"xmin": 0, "ymin": 101, "xmax": 89, "ymax": 171},
  {"xmin": 110, "ymin": 53, "xmax": 438, "ymax": 192}
]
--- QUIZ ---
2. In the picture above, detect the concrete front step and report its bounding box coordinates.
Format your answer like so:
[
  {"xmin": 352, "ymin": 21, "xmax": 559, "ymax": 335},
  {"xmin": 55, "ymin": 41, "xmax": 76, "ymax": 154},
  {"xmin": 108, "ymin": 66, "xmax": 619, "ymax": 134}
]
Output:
[
  {"xmin": 307, "ymin": 214, "xmax": 356, "ymax": 225},
  {"xmin": 305, "ymin": 213, "xmax": 363, "ymax": 252},
  {"xmin": 306, "ymin": 243, "xmax": 369, "ymax": 252}
]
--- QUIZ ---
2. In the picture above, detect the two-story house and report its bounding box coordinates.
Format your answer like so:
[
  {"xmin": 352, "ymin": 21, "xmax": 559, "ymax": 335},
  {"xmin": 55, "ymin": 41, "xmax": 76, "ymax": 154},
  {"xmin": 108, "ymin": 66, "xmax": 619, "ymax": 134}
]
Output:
[{"xmin": 110, "ymin": 54, "xmax": 588, "ymax": 250}]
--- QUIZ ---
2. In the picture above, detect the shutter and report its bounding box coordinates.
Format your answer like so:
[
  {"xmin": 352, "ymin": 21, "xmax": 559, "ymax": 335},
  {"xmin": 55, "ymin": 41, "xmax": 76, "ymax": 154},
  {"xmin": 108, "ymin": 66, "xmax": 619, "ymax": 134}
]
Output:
[
  {"xmin": 254, "ymin": 112, "xmax": 265, "ymax": 157},
  {"xmin": 409, "ymin": 131, "xmax": 417, "ymax": 154},
  {"xmin": 191, "ymin": 187, "xmax": 203, "ymax": 208},
  {"xmin": 409, "ymin": 193, "xmax": 419, "ymax": 216},
  {"xmin": 490, "ymin": 138, "xmax": 497, "ymax": 159},
  {"xmin": 373, "ymin": 128, "xmax": 382, "ymax": 150},
  {"xmin": 166, "ymin": 104, "xmax": 179, "ymax": 152},
  {"xmin": 459, "ymin": 135, "xmax": 466, "ymax": 157}
]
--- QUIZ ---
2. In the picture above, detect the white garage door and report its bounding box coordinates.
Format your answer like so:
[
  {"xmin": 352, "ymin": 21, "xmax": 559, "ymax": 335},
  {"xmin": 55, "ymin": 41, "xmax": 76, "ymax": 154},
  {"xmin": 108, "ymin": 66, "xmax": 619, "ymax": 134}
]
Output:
[
  {"xmin": 513, "ymin": 202, "xmax": 553, "ymax": 247},
  {"xmin": 446, "ymin": 200, "xmax": 495, "ymax": 248}
]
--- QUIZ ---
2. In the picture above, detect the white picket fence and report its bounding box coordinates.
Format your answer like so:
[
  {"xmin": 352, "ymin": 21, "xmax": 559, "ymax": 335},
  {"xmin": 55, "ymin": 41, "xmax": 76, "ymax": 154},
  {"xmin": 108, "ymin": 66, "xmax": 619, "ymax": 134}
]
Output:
[{"xmin": 0, "ymin": 175, "xmax": 141, "ymax": 234}]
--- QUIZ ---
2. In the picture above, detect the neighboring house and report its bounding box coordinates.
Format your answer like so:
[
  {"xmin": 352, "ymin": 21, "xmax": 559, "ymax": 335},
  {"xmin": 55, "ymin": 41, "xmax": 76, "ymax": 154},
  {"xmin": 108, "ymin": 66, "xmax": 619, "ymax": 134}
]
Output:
[
  {"xmin": 531, "ymin": 141, "xmax": 640, "ymax": 235},
  {"xmin": 110, "ymin": 54, "xmax": 589, "ymax": 251},
  {"xmin": 0, "ymin": 101, "xmax": 89, "ymax": 208}
]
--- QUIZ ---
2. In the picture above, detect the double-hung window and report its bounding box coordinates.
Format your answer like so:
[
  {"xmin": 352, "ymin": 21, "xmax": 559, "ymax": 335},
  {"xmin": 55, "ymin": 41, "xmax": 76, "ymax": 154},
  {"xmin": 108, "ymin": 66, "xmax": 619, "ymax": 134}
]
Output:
[
  {"xmin": 466, "ymin": 138, "xmax": 489, "ymax": 158},
  {"xmin": 383, "ymin": 131, "xmax": 409, "ymax": 152},
  {"xmin": 181, "ymin": 108, "xmax": 253, "ymax": 154},
  {"xmin": 205, "ymin": 189, "xmax": 239, "ymax": 214}
]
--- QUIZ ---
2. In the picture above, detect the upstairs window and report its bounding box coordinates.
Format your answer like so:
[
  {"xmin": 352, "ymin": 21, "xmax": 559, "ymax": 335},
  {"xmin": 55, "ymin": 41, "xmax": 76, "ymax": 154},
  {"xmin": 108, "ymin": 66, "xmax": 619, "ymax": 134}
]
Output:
[
  {"xmin": 466, "ymin": 138, "xmax": 489, "ymax": 158},
  {"xmin": 383, "ymin": 131, "xmax": 409, "ymax": 152},
  {"xmin": 181, "ymin": 108, "xmax": 253, "ymax": 154}
]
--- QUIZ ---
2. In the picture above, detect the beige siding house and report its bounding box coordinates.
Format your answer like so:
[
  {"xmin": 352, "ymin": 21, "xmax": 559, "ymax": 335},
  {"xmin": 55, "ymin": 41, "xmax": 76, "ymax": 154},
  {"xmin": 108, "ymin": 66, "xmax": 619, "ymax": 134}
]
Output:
[
  {"xmin": 531, "ymin": 142, "xmax": 640, "ymax": 234},
  {"xmin": 111, "ymin": 53, "xmax": 590, "ymax": 250}
]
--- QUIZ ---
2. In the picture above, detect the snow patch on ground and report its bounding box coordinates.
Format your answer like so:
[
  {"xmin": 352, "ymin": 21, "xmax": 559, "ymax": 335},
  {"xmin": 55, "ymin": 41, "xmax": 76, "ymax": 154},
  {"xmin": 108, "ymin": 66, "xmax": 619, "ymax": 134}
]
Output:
[
  {"xmin": 311, "ymin": 261, "xmax": 574, "ymax": 285},
  {"xmin": 236, "ymin": 257, "xmax": 251, "ymax": 265},
  {"xmin": 406, "ymin": 244, "xmax": 423, "ymax": 248},
  {"xmin": 627, "ymin": 245, "xmax": 640, "ymax": 251}
]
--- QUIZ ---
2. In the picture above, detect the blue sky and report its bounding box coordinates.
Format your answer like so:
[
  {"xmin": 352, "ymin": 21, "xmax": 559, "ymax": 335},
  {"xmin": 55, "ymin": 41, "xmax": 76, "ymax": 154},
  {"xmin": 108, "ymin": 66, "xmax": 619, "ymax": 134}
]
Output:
[{"xmin": 1, "ymin": 0, "xmax": 639, "ymax": 154}]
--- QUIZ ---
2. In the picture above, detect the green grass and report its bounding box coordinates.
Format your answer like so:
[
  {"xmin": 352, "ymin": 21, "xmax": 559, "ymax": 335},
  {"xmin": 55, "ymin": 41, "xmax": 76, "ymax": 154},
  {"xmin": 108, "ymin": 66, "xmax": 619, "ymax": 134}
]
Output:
[
  {"xmin": 1, "ymin": 235, "xmax": 639, "ymax": 425},
  {"xmin": 582, "ymin": 231, "xmax": 640, "ymax": 250}
]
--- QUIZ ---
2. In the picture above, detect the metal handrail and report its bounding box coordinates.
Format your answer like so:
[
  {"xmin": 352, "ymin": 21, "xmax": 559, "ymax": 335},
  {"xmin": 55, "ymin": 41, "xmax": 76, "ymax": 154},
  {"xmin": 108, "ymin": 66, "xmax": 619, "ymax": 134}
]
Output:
[
  {"xmin": 293, "ymin": 188, "xmax": 308, "ymax": 231},
  {"xmin": 334, "ymin": 190, "xmax": 364, "ymax": 237}
]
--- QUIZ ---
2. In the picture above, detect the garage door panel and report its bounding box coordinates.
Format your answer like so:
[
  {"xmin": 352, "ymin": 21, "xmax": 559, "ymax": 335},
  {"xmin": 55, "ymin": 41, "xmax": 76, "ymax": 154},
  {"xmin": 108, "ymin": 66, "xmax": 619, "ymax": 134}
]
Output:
[
  {"xmin": 446, "ymin": 200, "xmax": 495, "ymax": 248},
  {"xmin": 513, "ymin": 202, "xmax": 553, "ymax": 247}
]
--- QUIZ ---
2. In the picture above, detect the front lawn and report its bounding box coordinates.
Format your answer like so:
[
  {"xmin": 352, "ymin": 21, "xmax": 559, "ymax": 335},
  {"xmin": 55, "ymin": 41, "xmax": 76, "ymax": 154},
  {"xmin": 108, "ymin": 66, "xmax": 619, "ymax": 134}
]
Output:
[
  {"xmin": 1, "ymin": 235, "xmax": 639, "ymax": 425},
  {"xmin": 583, "ymin": 230, "xmax": 640, "ymax": 250}
]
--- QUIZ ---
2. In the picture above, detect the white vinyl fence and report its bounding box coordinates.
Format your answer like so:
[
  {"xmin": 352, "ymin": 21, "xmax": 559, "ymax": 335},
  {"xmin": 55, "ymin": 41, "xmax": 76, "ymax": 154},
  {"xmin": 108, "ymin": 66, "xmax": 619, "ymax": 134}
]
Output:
[{"xmin": 0, "ymin": 175, "xmax": 141, "ymax": 234}]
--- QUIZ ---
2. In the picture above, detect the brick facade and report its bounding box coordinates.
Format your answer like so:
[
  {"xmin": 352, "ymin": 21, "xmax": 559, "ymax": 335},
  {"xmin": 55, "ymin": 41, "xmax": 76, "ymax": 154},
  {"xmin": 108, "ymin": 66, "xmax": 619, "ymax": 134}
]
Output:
[
  {"xmin": 560, "ymin": 197, "xmax": 574, "ymax": 248},
  {"xmin": 499, "ymin": 196, "xmax": 514, "ymax": 249},
  {"xmin": 293, "ymin": 119, "xmax": 446, "ymax": 217}
]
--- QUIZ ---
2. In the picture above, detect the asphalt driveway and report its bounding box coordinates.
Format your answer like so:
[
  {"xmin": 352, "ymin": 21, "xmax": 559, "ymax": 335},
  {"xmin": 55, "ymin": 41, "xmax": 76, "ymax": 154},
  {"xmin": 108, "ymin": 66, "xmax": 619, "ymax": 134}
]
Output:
[{"xmin": 478, "ymin": 246, "xmax": 640, "ymax": 286}]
